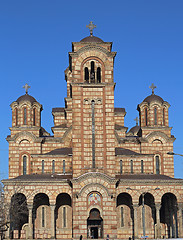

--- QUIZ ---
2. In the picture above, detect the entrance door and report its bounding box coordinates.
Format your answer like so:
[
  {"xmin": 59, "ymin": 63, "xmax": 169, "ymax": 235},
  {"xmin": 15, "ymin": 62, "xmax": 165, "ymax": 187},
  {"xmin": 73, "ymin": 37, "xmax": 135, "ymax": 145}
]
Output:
[{"xmin": 87, "ymin": 208, "xmax": 103, "ymax": 239}]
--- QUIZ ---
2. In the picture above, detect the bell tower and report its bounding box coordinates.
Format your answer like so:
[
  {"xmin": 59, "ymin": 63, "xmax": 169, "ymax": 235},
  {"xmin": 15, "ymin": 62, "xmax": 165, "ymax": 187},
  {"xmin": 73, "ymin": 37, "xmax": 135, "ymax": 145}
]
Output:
[{"xmin": 65, "ymin": 23, "xmax": 117, "ymax": 177}]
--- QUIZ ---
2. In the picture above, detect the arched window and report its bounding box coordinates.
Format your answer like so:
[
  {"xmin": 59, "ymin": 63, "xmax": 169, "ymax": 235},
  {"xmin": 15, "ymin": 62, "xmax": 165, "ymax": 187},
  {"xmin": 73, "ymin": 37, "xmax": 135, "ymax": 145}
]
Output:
[
  {"xmin": 42, "ymin": 160, "xmax": 44, "ymax": 174},
  {"xmin": 130, "ymin": 160, "xmax": 133, "ymax": 173},
  {"xmin": 23, "ymin": 108, "xmax": 27, "ymax": 125},
  {"xmin": 52, "ymin": 160, "xmax": 55, "ymax": 173},
  {"xmin": 85, "ymin": 67, "xmax": 89, "ymax": 82},
  {"xmin": 90, "ymin": 61, "xmax": 95, "ymax": 83},
  {"xmin": 145, "ymin": 108, "xmax": 148, "ymax": 126},
  {"xmin": 15, "ymin": 108, "xmax": 18, "ymax": 126},
  {"xmin": 42, "ymin": 207, "xmax": 45, "ymax": 227},
  {"xmin": 33, "ymin": 108, "xmax": 36, "ymax": 126},
  {"xmin": 141, "ymin": 160, "xmax": 144, "ymax": 173},
  {"xmin": 120, "ymin": 160, "xmax": 123, "ymax": 174},
  {"xmin": 97, "ymin": 67, "xmax": 101, "ymax": 83},
  {"xmin": 63, "ymin": 206, "xmax": 66, "ymax": 228},
  {"xmin": 155, "ymin": 155, "xmax": 160, "ymax": 174},
  {"xmin": 154, "ymin": 108, "xmax": 157, "ymax": 125},
  {"xmin": 163, "ymin": 108, "xmax": 165, "ymax": 126},
  {"xmin": 121, "ymin": 207, "xmax": 124, "ymax": 227},
  {"xmin": 23, "ymin": 156, "xmax": 27, "ymax": 175},
  {"xmin": 63, "ymin": 160, "xmax": 65, "ymax": 174}
]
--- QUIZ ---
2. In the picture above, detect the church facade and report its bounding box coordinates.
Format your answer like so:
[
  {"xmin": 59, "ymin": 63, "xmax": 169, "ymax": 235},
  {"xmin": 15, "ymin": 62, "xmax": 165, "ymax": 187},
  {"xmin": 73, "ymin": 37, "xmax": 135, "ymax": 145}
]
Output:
[{"xmin": 3, "ymin": 24, "xmax": 183, "ymax": 240}]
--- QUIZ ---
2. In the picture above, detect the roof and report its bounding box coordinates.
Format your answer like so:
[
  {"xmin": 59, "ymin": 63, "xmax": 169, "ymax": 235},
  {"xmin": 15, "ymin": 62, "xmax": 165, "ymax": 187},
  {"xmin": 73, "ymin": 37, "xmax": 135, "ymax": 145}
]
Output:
[
  {"xmin": 16, "ymin": 94, "xmax": 37, "ymax": 104},
  {"xmin": 52, "ymin": 107, "xmax": 65, "ymax": 113},
  {"xmin": 116, "ymin": 174, "xmax": 181, "ymax": 181},
  {"xmin": 115, "ymin": 147, "xmax": 145, "ymax": 156},
  {"xmin": 8, "ymin": 173, "xmax": 72, "ymax": 181},
  {"xmin": 44, "ymin": 148, "xmax": 72, "ymax": 155},
  {"xmin": 80, "ymin": 35, "xmax": 104, "ymax": 43},
  {"xmin": 143, "ymin": 94, "xmax": 164, "ymax": 104},
  {"xmin": 114, "ymin": 108, "xmax": 126, "ymax": 113},
  {"xmin": 128, "ymin": 125, "xmax": 140, "ymax": 135}
]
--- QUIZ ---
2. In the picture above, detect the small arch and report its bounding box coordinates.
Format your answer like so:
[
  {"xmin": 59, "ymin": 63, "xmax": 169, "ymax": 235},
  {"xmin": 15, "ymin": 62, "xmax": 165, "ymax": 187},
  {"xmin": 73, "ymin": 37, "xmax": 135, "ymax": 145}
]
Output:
[
  {"xmin": 130, "ymin": 160, "xmax": 133, "ymax": 173},
  {"xmin": 155, "ymin": 155, "xmax": 160, "ymax": 174},
  {"xmin": 85, "ymin": 67, "xmax": 89, "ymax": 82},
  {"xmin": 55, "ymin": 193, "xmax": 72, "ymax": 230},
  {"xmin": 10, "ymin": 193, "xmax": 28, "ymax": 238},
  {"xmin": 23, "ymin": 107, "xmax": 27, "ymax": 125},
  {"xmin": 87, "ymin": 208, "xmax": 103, "ymax": 239},
  {"xmin": 15, "ymin": 108, "xmax": 18, "ymax": 126},
  {"xmin": 116, "ymin": 193, "xmax": 133, "ymax": 233},
  {"xmin": 145, "ymin": 108, "xmax": 148, "ymax": 126},
  {"xmin": 141, "ymin": 160, "xmax": 144, "ymax": 173},
  {"xmin": 32, "ymin": 193, "xmax": 50, "ymax": 237},
  {"xmin": 42, "ymin": 160, "xmax": 44, "ymax": 174},
  {"xmin": 154, "ymin": 107, "xmax": 157, "ymax": 125},
  {"xmin": 33, "ymin": 108, "xmax": 36, "ymax": 126},
  {"xmin": 23, "ymin": 155, "xmax": 27, "ymax": 175},
  {"xmin": 160, "ymin": 193, "xmax": 178, "ymax": 238},
  {"xmin": 52, "ymin": 160, "xmax": 55, "ymax": 173},
  {"xmin": 120, "ymin": 160, "xmax": 123, "ymax": 174},
  {"xmin": 90, "ymin": 61, "xmax": 95, "ymax": 83},
  {"xmin": 163, "ymin": 108, "xmax": 166, "ymax": 126},
  {"xmin": 97, "ymin": 67, "xmax": 101, "ymax": 83}
]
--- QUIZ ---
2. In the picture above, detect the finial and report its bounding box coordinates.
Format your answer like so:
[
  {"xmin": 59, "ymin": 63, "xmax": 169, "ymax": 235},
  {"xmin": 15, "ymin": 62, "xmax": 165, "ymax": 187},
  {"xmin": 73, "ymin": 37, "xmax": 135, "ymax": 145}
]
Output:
[
  {"xmin": 23, "ymin": 83, "xmax": 30, "ymax": 94},
  {"xmin": 86, "ymin": 21, "xmax": 96, "ymax": 36},
  {"xmin": 134, "ymin": 117, "xmax": 139, "ymax": 126},
  {"xmin": 149, "ymin": 83, "xmax": 156, "ymax": 95}
]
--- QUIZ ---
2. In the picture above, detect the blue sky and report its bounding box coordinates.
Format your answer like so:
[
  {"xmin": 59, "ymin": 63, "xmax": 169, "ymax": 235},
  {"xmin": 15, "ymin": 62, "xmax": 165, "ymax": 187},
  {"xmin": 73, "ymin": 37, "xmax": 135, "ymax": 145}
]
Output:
[{"xmin": 0, "ymin": 0, "xmax": 183, "ymax": 179}]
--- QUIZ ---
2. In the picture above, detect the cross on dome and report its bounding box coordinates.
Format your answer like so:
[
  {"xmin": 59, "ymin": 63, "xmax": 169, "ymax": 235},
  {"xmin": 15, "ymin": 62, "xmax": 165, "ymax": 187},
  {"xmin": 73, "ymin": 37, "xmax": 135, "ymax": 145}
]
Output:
[
  {"xmin": 149, "ymin": 83, "xmax": 157, "ymax": 95},
  {"xmin": 86, "ymin": 21, "xmax": 96, "ymax": 36},
  {"xmin": 134, "ymin": 117, "xmax": 139, "ymax": 126},
  {"xmin": 23, "ymin": 83, "xmax": 30, "ymax": 94}
]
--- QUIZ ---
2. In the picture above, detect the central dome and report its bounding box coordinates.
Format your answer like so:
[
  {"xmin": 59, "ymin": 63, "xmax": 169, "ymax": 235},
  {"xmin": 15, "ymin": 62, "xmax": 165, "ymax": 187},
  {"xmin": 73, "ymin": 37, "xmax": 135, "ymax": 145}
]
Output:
[{"xmin": 80, "ymin": 35, "xmax": 104, "ymax": 43}]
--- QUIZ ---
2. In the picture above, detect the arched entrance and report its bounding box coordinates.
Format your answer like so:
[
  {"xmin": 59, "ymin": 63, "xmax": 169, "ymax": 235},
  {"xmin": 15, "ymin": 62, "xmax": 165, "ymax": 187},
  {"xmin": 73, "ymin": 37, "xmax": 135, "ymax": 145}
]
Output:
[{"xmin": 87, "ymin": 208, "xmax": 103, "ymax": 239}]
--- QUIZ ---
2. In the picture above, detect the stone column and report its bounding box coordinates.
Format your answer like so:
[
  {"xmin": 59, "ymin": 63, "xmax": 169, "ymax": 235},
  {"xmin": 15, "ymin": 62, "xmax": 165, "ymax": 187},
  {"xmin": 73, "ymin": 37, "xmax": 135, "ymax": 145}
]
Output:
[
  {"xmin": 28, "ymin": 204, "xmax": 33, "ymax": 239},
  {"xmin": 50, "ymin": 204, "xmax": 55, "ymax": 239},
  {"xmin": 133, "ymin": 204, "xmax": 139, "ymax": 239},
  {"xmin": 155, "ymin": 203, "xmax": 161, "ymax": 239},
  {"xmin": 178, "ymin": 203, "xmax": 183, "ymax": 238}
]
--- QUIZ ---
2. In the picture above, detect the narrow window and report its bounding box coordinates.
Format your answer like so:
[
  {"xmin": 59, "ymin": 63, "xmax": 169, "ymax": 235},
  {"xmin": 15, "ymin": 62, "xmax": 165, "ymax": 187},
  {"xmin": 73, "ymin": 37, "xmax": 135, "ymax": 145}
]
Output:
[
  {"xmin": 23, "ymin": 156, "xmax": 27, "ymax": 175},
  {"xmin": 15, "ymin": 108, "xmax": 18, "ymax": 126},
  {"xmin": 145, "ymin": 108, "xmax": 148, "ymax": 126},
  {"xmin": 141, "ymin": 160, "xmax": 144, "ymax": 173},
  {"xmin": 90, "ymin": 61, "xmax": 95, "ymax": 83},
  {"xmin": 97, "ymin": 67, "xmax": 101, "ymax": 83},
  {"xmin": 121, "ymin": 207, "xmax": 124, "ymax": 227},
  {"xmin": 154, "ymin": 108, "xmax": 157, "ymax": 125},
  {"xmin": 120, "ymin": 160, "xmax": 123, "ymax": 174},
  {"xmin": 63, "ymin": 160, "xmax": 65, "ymax": 174},
  {"xmin": 156, "ymin": 155, "xmax": 160, "ymax": 174},
  {"xmin": 130, "ymin": 160, "xmax": 133, "ymax": 173},
  {"xmin": 70, "ymin": 85, "xmax": 72, "ymax": 98},
  {"xmin": 42, "ymin": 160, "xmax": 44, "ymax": 174},
  {"xmin": 42, "ymin": 207, "xmax": 45, "ymax": 227},
  {"xmin": 182, "ymin": 210, "xmax": 183, "ymax": 228},
  {"xmin": 84, "ymin": 67, "xmax": 89, "ymax": 82},
  {"xmin": 63, "ymin": 207, "xmax": 66, "ymax": 228},
  {"xmin": 33, "ymin": 108, "xmax": 36, "ymax": 126},
  {"xmin": 52, "ymin": 160, "xmax": 55, "ymax": 173},
  {"xmin": 23, "ymin": 108, "xmax": 27, "ymax": 125},
  {"xmin": 163, "ymin": 108, "xmax": 165, "ymax": 126}
]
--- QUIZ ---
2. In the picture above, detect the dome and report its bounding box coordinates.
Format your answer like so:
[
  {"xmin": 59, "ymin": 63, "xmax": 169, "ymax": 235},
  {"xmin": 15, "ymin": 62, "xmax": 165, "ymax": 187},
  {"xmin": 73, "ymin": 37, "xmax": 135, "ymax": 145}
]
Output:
[
  {"xmin": 80, "ymin": 35, "xmax": 104, "ymax": 43},
  {"xmin": 143, "ymin": 94, "xmax": 164, "ymax": 104},
  {"xmin": 128, "ymin": 125, "xmax": 140, "ymax": 136},
  {"xmin": 16, "ymin": 94, "xmax": 37, "ymax": 104}
]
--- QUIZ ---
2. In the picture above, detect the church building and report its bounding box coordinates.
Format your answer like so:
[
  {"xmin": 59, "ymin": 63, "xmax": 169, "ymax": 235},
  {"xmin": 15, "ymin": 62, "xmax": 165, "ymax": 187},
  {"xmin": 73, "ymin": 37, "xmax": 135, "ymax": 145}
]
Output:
[{"xmin": 3, "ymin": 22, "xmax": 183, "ymax": 240}]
